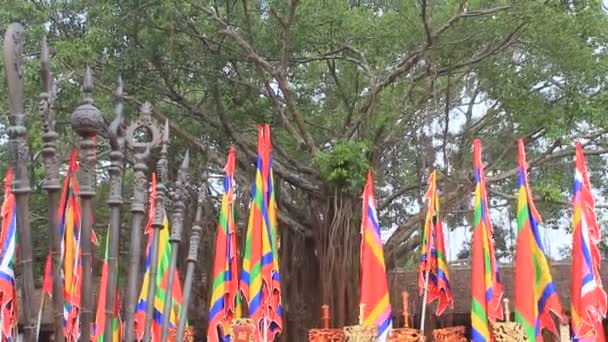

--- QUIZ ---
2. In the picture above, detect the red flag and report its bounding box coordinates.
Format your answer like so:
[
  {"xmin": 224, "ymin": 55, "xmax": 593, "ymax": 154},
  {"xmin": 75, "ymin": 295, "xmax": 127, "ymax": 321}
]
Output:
[
  {"xmin": 42, "ymin": 255, "xmax": 53, "ymax": 296},
  {"xmin": 0, "ymin": 168, "xmax": 18, "ymax": 340},
  {"xmin": 571, "ymin": 142, "xmax": 607, "ymax": 340},
  {"xmin": 207, "ymin": 147, "xmax": 241, "ymax": 342},
  {"xmin": 470, "ymin": 139, "xmax": 503, "ymax": 342},
  {"xmin": 418, "ymin": 170, "xmax": 453, "ymax": 316},
  {"xmin": 514, "ymin": 140, "xmax": 564, "ymax": 340},
  {"xmin": 360, "ymin": 170, "xmax": 392, "ymax": 341}
]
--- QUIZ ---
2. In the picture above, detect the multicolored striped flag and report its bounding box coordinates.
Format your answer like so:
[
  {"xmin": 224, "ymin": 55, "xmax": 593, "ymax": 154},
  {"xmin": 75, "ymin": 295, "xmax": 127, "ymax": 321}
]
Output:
[
  {"xmin": 418, "ymin": 170, "xmax": 453, "ymax": 316},
  {"xmin": 0, "ymin": 168, "xmax": 17, "ymax": 341},
  {"xmin": 470, "ymin": 139, "xmax": 503, "ymax": 342},
  {"xmin": 59, "ymin": 150, "xmax": 83, "ymax": 341},
  {"xmin": 571, "ymin": 142, "xmax": 607, "ymax": 341},
  {"xmin": 208, "ymin": 147, "xmax": 241, "ymax": 342},
  {"xmin": 514, "ymin": 140, "xmax": 564, "ymax": 341},
  {"xmin": 40, "ymin": 150, "xmax": 93, "ymax": 340},
  {"xmin": 42, "ymin": 150, "xmax": 97, "ymax": 292},
  {"xmin": 92, "ymin": 230, "xmax": 122, "ymax": 341},
  {"xmin": 241, "ymin": 124, "xmax": 282, "ymax": 341},
  {"xmin": 360, "ymin": 170, "xmax": 392, "ymax": 342},
  {"xmin": 134, "ymin": 174, "xmax": 184, "ymax": 341}
]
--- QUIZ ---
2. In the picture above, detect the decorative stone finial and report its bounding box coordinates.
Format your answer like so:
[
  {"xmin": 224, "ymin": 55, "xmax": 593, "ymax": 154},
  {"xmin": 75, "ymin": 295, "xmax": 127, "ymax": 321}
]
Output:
[
  {"xmin": 70, "ymin": 67, "xmax": 102, "ymax": 137},
  {"xmin": 126, "ymin": 101, "xmax": 162, "ymax": 152},
  {"xmin": 108, "ymin": 76, "xmax": 125, "ymax": 151},
  {"xmin": 4, "ymin": 23, "xmax": 25, "ymax": 117}
]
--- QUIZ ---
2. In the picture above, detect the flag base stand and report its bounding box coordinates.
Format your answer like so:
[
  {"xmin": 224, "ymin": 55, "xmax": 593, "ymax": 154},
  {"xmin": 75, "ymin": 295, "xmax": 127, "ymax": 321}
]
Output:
[
  {"xmin": 309, "ymin": 329, "xmax": 346, "ymax": 342},
  {"xmin": 431, "ymin": 326, "xmax": 467, "ymax": 342},
  {"xmin": 229, "ymin": 318, "xmax": 256, "ymax": 342},
  {"xmin": 308, "ymin": 305, "xmax": 345, "ymax": 342},
  {"xmin": 167, "ymin": 326, "xmax": 194, "ymax": 341},
  {"xmin": 388, "ymin": 292, "xmax": 424, "ymax": 342},
  {"xmin": 492, "ymin": 299, "xmax": 526, "ymax": 342},
  {"xmin": 343, "ymin": 324, "xmax": 377, "ymax": 342},
  {"xmin": 387, "ymin": 328, "xmax": 424, "ymax": 342}
]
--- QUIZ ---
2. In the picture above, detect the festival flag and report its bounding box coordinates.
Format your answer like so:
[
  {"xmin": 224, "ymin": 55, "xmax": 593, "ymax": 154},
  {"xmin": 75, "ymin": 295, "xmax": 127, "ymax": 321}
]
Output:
[
  {"xmin": 208, "ymin": 147, "xmax": 241, "ymax": 342},
  {"xmin": 263, "ymin": 124, "xmax": 282, "ymax": 333},
  {"xmin": 0, "ymin": 168, "xmax": 17, "ymax": 341},
  {"xmin": 470, "ymin": 139, "xmax": 503, "ymax": 342},
  {"xmin": 40, "ymin": 149, "xmax": 98, "ymax": 340},
  {"xmin": 571, "ymin": 142, "xmax": 607, "ymax": 341},
  {"xmin": 59, "ymin": 150, "xmax": 83, "ymax": 341},
  {"xmin": 514, "ymin": 140, "xmax": 564, "ymax": 341},
  {"xmin": 418, "ymin": 170, "xmax": 453, "ymax": 316},
  {"xmin": 92, "ymin": 230, "xmax": 121, "ymax": 341},
  {"xmin": 360, "ymin": 170, "xmax": 392, "ymax": 342},
  {"xmin": 134, "ymin": 174, "xmax": 184, "ymax": 341},
  {"xmin": 241, "ymin": 125, "xmax": 282, "ymax": 341}
]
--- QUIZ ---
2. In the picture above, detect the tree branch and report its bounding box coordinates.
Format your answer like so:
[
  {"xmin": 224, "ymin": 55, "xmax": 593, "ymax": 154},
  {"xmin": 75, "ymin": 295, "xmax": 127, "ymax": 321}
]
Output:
[{"xmin": 490, "ymin": 189, "xmax": 608, "ymax": 209}]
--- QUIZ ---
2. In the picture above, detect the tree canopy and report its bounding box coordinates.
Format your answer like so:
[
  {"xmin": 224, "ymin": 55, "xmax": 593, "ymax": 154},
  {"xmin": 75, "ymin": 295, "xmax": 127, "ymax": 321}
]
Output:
[{"xmin": 2, "ymin": 0, "xmax": 608, "ymax": 339}]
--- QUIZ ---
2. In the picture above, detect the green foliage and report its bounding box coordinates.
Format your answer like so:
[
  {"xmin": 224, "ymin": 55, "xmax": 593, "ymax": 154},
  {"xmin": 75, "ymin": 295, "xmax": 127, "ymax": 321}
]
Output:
[
  {"xmin": 313, "ymin": 140, "xmax": 369, "ymax": 193},
  {"xmin": 2, "ymin": 2, "xmax": 608, "ymax": 334}
]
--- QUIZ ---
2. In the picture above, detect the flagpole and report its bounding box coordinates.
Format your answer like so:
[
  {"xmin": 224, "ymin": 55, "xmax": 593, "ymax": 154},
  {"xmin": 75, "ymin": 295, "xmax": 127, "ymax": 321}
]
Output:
[
  {"xmin": 143, "ymin": 126, "xmax": 169, "ymax": 342},
  {"xmin": 176, "ymin": 178, "xmax": 206, "ymax": 342},
  {"xmin": 160, "ymin": 150, "xmax": 189, "ymax": 342},
  {"xmin": 35, "ymin": 293, "xmax": 45, "ymax": 339},
  {"xmin": 263, "ymin": 316, "xmax": 268, "ymax": 342},
  {"xmin": 419, "ymin": 267, "xmax": 430, "ymax": 334}
]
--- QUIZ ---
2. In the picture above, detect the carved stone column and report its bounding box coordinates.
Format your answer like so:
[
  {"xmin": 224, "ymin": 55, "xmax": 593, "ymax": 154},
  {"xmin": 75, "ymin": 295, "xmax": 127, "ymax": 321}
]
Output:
[
  {"xmin": 123, "ymin": 102, "xmax": 161, "ymax": 342},
  {"xmin": 71, "ymin": 67, "xmax": 103, "ymax": 340},
  {"xmin": 104, "ymin": 77, "xmax": 126, "ymax": 342},
  {"xmin": 176, "ymin": 172, "xmax": 208, "ymax": 341},
  {"xmin": 3, "ymin": 23, "xmax": 36, "ymax": 342},
  {"xmin": 39, "ymin": 35, "xmax": 65, "ymax": 342},
  {"xmin": 143, "ymin": 120, "xmax": 169, "ymax": 342},
  {"xmin": 161, "ymin": 151, "xmax": 190, "ymax": 341}
]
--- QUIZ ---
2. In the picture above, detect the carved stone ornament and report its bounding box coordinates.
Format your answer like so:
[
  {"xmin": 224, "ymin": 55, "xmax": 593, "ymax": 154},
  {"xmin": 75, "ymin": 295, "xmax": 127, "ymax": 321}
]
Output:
[
  {"xmin": 308, "ymin": 329, "xmax": 346, "ymax": 342},
  {"xmin": 4, "ymin": 23, "xmax": 31, "ymax": 194},
  {"xmin": 229, "ymin": 318, "xmax": 256, "ymax": 342},
  {"xmin": 492, "ymin": 298, "xmax": 527, "ymax": 342},
  {"xmin": 343, "ymin": 325, "xmax": 378, "ymax": 342},
  {"xmin": 125, "ymin": 101, "xmax": 162, "ymax": 152},
  {"xmin": 107, "ymin": 75, "xmax": 126, "ymax": 206},
  {"xmin": 432, "ymin": 326, "xmax": 467, "ymax": 342},
  {"xmin": 493, "ymin": 323, "xmax": 527, "ymax": 342},
  {"xmin": 71, "ymin": 67, "xmax": 103, "ymax": 137},
  {"xmin": 40, "ymin": 35, "xmax": 60, "ymax": 191}
]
